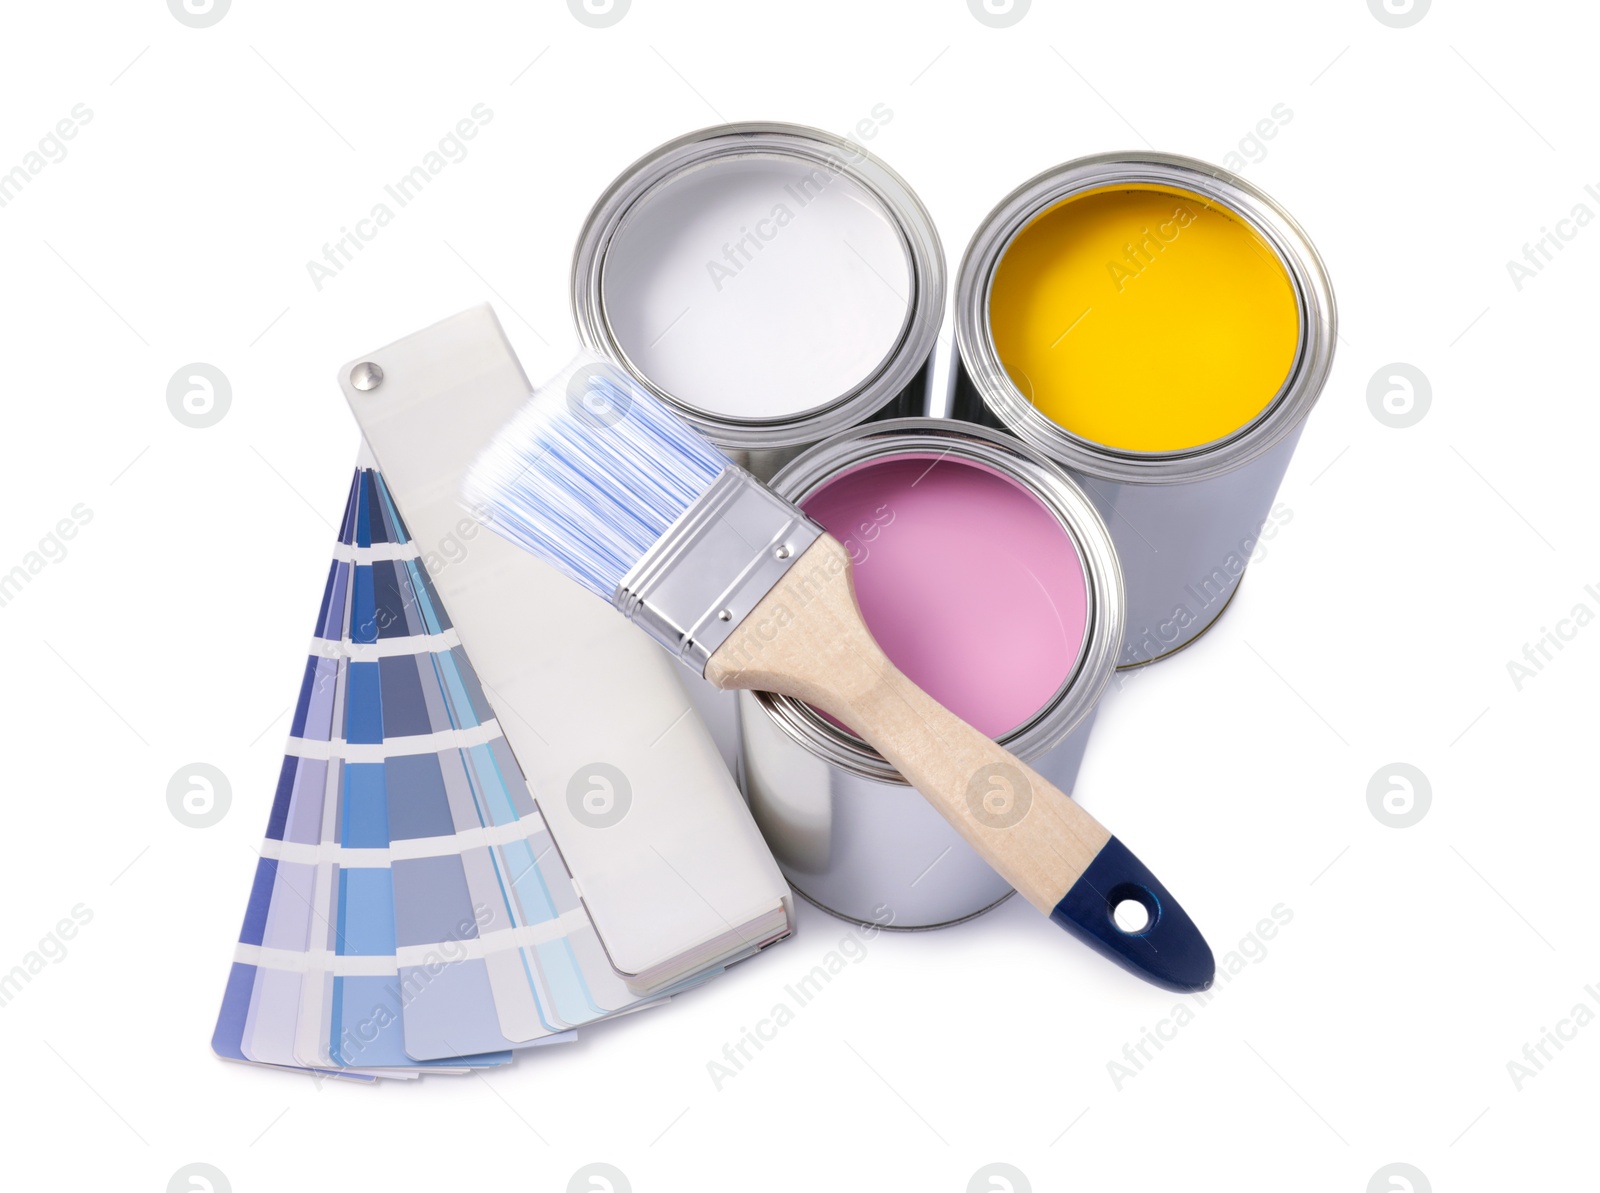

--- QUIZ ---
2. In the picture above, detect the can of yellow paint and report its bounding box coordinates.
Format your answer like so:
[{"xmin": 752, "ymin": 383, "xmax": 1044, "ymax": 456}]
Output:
[{"xmin": 952, "ymin": 153, "xmax": 1336, "ymax": 666}]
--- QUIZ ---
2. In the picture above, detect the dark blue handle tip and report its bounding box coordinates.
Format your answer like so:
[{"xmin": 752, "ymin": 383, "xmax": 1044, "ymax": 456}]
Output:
[{"xmin": 1049, "ymin": 836, "xmax": 1215, "ymax": 994}]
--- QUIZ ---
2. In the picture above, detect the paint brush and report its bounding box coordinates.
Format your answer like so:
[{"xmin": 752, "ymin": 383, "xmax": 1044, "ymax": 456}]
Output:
[{"xmin": 465, "ymin": 358, "xmax": 1214, "ymax": 993}]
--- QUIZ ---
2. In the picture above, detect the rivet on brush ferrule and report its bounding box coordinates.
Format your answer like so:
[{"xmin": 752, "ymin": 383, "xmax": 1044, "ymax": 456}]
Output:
[{"xmin": 614, "ymin": 468, "xmax": 824, "ymax": 675}]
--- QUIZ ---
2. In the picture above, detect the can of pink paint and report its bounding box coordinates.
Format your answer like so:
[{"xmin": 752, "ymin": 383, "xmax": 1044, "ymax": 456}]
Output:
[
  {"xmin": 738, "ymin": 418, "xmax": 1124, "ymax": 928},
  {"xmin": 572, "ymin": 122, "xmax": 945, "ymax": 481}
]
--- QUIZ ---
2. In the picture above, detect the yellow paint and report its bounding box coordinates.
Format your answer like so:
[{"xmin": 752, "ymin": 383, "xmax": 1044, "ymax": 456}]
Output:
[{"xmin": 987, "ymin": 184, "xmax": 1301, "ymax": 452}]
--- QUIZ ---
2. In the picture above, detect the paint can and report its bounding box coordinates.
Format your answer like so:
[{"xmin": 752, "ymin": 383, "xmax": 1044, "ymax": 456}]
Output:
[
  {"xmin": 573, "ymin": 121, "xmax": 945, "ymax": 480},
  {"xmin": 952, "ymin": 153, "xmax": 1336, "ymax": 666},
  {"xmin": 737, "ymin": 418, "xmax": 1123, "ymax": 928}
]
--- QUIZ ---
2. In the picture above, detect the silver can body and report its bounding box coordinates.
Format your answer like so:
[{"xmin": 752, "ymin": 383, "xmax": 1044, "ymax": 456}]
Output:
[
  {"xmin": 573, "ymin": 122, "xmax": 946, "ymax": 481},
  {"xmin": 952, "ymin": 153, "xmax": 1336, "ymax": 666},
  {"xmin": 736, "ymin": 419, "xmax": 1124, "ymax": 928}
]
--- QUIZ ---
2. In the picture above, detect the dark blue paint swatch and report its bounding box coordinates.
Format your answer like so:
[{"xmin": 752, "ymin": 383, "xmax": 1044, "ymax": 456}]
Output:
[
  {"xmin": 378, "ymin": 654, "xmax": 432, "ymax": 739},
  {"xmin": 350, "ymin": 565, "xmax": 378, "ymax": 645},
  {"xmin": 373, "ymin": 561, "xmax": 414, "ymax": 640},
  {"xmin": 363, "ymin": 472, "xmax": 388, "ymax": 544},
  {"xmin": 238, "ymin": 858, "xmax": 279, "ymax": 947},
  {"xmin": 265, "ymin": 757, "xmax": 297, "ymax": 842}
]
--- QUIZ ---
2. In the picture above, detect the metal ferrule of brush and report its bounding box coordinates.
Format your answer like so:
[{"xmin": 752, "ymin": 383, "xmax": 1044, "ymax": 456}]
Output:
[{"xmin": 613, "ymin": 468, "xmax": 824, "ymax": 675}]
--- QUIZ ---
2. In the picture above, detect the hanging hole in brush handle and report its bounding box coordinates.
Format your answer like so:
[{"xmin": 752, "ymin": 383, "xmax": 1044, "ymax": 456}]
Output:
[
  {"xmin": 1049, "ymin": 838, "xmax": 1215, "ymax": 993},
  {"xmin": 1111, "ymin": 889, "xmax": 1154, "ymax": 934}
]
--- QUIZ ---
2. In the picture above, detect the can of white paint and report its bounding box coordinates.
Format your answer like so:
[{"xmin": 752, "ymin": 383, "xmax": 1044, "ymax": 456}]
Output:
[{"xmin": 573, "ymin": 121, "xmax": 946, "ymax": 480}]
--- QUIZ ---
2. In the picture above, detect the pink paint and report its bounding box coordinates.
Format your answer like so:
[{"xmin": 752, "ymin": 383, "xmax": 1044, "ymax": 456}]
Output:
[{"xmin": 799, "ymin": 454, "xmax": 1089, "ymax": 739}]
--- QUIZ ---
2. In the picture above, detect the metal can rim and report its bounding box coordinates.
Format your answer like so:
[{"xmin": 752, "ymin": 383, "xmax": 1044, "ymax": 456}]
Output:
[
  {"xmin": 749, "ymin": 416, "xmax": 1125, "ymax": 784},
  {"xmin": 572, "ymin": 121, "xmax": 946, "ymax": 452},
  {"xmin": 953, "ymin": 151, "xmax": 1337, "ymax": 485}
]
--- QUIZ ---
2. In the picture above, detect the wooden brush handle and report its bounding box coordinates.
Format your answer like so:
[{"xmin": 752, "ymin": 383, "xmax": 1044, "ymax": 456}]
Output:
[{"xmin": 706, "ymin": 535, "xmax": 1214, "ymax": 992}]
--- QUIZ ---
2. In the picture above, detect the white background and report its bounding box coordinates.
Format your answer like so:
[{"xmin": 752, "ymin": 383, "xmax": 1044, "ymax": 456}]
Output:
[{"xmin": 0, "ymin": 1, "xmax": 1594, "ymax": 1190}]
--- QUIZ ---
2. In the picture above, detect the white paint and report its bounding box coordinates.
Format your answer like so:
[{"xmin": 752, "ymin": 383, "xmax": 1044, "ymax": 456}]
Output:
[{"xmin": 601, "ymin": 153, "xmax": 913, "ymax": 420}]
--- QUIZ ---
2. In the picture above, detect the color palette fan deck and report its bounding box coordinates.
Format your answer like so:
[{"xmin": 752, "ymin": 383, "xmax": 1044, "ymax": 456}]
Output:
[{"xmin": 213, "ymin": 461, "xmax": 689, "ymax": 1077}]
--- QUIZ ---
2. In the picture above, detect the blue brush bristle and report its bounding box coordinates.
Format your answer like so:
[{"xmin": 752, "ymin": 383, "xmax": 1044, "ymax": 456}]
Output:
[{"xmin": 464, "ymin": 357, "xmax": 730, "ymax": 599}]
